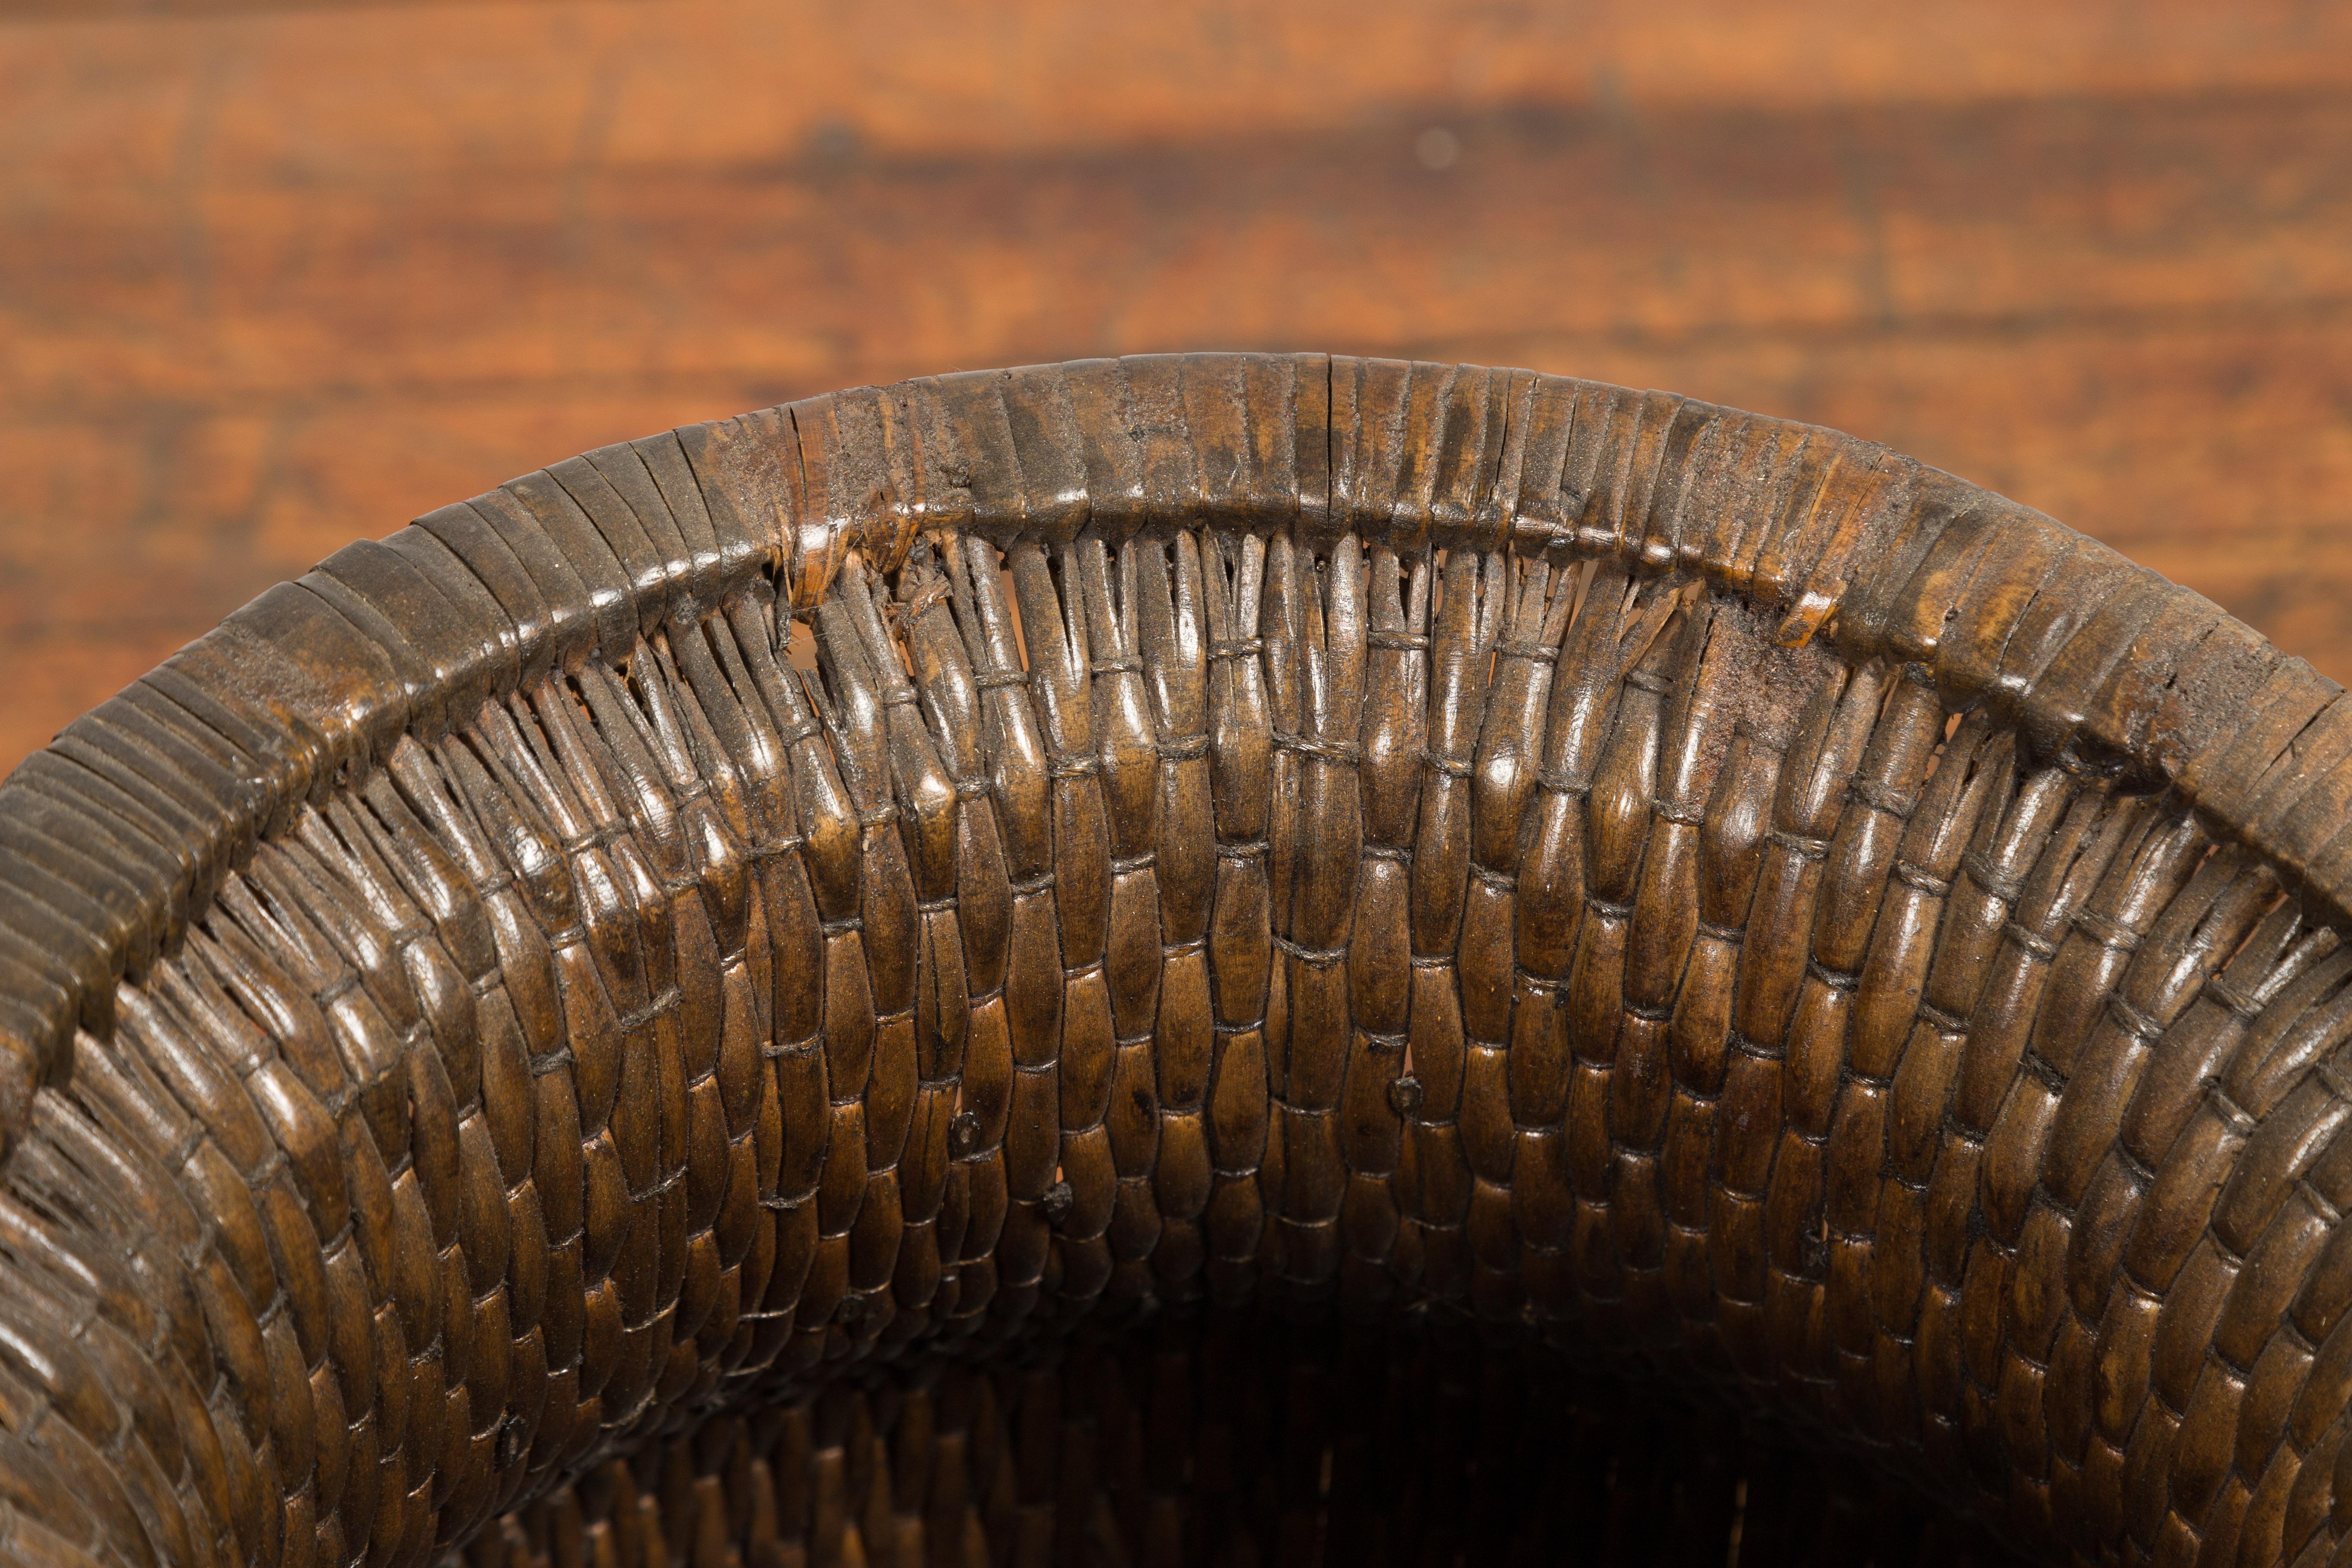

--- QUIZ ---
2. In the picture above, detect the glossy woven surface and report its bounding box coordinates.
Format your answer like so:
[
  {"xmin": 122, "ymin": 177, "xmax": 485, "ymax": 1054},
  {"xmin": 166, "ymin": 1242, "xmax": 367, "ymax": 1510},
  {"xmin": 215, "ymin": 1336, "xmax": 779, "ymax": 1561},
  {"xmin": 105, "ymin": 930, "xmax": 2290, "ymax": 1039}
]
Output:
[{"xmin": 0, "ymin": 355, "xmax": 2345, "ymax": 1568}]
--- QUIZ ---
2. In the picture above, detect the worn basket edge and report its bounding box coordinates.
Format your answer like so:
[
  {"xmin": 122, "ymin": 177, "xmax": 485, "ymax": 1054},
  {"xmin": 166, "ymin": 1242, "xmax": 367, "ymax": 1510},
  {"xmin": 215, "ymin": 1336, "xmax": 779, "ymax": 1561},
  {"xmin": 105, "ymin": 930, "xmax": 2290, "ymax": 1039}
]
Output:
[{"xmin": 0, "ymin": 350, "xmax": 2335, "ymax": 1160}]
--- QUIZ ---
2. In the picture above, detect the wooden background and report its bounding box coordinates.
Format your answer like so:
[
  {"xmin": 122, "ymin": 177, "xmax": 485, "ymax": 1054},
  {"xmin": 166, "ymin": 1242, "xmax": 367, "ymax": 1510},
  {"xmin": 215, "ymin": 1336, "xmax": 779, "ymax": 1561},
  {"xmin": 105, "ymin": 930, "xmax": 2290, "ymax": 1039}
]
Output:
[{"xmin": 3, "ymin": 0, "xmax": 2349, "ymax": 778}]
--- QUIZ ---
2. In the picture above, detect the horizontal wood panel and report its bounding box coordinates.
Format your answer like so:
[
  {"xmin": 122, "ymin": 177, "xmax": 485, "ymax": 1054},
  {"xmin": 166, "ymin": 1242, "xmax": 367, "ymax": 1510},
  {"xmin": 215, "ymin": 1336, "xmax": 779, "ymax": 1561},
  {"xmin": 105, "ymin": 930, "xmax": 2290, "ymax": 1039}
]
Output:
[
  {"xmin": 8, "ymin": 0, "xmax": 2349, "ymax": 167},
  {"xmin": 11, "ymin": 83, "xmax": 2352, "ymax": 412}
]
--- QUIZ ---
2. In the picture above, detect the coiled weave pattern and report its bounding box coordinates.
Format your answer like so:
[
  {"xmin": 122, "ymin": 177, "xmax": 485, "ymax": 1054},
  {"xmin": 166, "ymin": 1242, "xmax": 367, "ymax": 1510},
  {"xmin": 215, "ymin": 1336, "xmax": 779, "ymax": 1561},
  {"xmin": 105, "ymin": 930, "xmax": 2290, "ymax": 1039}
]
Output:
[{"xmin": 0, "ymin": 355, "xmax": 2346, "ymax": 1568}]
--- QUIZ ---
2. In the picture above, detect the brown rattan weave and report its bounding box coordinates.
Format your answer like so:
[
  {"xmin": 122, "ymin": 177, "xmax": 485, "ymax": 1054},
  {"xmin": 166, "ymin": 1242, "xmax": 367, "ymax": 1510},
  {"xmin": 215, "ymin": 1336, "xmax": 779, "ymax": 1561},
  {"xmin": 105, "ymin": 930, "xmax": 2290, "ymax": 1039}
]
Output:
[{"xmin": 0, "ymin": 354, "xmax": 2345, "ymax": 1568}]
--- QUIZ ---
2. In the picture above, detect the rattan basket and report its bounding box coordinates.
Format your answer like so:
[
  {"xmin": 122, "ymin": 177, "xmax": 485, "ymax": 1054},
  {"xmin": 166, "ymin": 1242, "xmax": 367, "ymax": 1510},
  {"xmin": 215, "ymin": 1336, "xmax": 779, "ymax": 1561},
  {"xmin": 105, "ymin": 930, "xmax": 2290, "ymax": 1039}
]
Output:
[{"xmin": 1, "ymin": 355, "xmax": 2343, "ymax": 1568}]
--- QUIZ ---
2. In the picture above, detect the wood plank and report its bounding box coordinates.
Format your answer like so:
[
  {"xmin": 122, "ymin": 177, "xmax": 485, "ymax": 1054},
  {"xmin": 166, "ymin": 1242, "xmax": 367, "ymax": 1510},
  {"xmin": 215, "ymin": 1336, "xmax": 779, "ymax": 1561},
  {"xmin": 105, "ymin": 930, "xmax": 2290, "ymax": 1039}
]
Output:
[
  {"xmin": 9, "ymin": 88, "xmax": 2349, "ymax": 407},
  {"xmin": 7, "ymin": 0, "xmax": 2349, "ymax": 159}
]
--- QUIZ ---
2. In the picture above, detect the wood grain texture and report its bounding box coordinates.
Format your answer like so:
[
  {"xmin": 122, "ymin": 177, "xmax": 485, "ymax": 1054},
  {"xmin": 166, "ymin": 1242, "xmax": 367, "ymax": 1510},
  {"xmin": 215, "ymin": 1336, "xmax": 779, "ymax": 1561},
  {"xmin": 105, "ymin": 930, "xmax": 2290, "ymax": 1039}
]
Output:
[{"xmin": 2, "ymin": 0, "xmax": 2348, "ymax": 777}]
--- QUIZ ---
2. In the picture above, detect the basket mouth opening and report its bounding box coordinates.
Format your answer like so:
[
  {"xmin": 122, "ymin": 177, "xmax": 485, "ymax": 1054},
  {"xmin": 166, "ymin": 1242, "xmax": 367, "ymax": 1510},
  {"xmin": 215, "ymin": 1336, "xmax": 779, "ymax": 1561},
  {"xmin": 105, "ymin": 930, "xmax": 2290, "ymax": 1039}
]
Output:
[{"xmin": 516, "ymin": 1298, "xmax": 2026, "ymax": 1568}]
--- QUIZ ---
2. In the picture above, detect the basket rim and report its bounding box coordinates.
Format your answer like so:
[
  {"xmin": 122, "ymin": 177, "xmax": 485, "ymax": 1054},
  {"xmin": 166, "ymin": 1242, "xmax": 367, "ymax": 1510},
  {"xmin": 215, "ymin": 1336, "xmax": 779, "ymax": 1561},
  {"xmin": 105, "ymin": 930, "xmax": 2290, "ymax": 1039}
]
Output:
[{"xmin": 0, "ymin": 350, "xmax": 2336, "ymax": 1159}]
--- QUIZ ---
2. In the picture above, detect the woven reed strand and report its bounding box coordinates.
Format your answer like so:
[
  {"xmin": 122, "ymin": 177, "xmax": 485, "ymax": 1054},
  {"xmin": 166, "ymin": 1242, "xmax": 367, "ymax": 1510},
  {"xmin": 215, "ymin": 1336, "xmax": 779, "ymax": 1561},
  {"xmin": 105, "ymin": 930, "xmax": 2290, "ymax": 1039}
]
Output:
[{"xmin": 1, "ymin": 357, "xmax": 2348, "ymax": 1568}]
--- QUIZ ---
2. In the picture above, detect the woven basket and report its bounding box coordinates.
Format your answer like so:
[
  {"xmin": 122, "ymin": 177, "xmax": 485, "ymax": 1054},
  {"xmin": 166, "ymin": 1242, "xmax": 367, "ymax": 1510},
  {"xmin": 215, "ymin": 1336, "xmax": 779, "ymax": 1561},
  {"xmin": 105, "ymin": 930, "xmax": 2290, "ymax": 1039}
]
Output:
[{"xmin": 1, "ymin": 354, "xmax": 2345, "ymax": 1568}]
